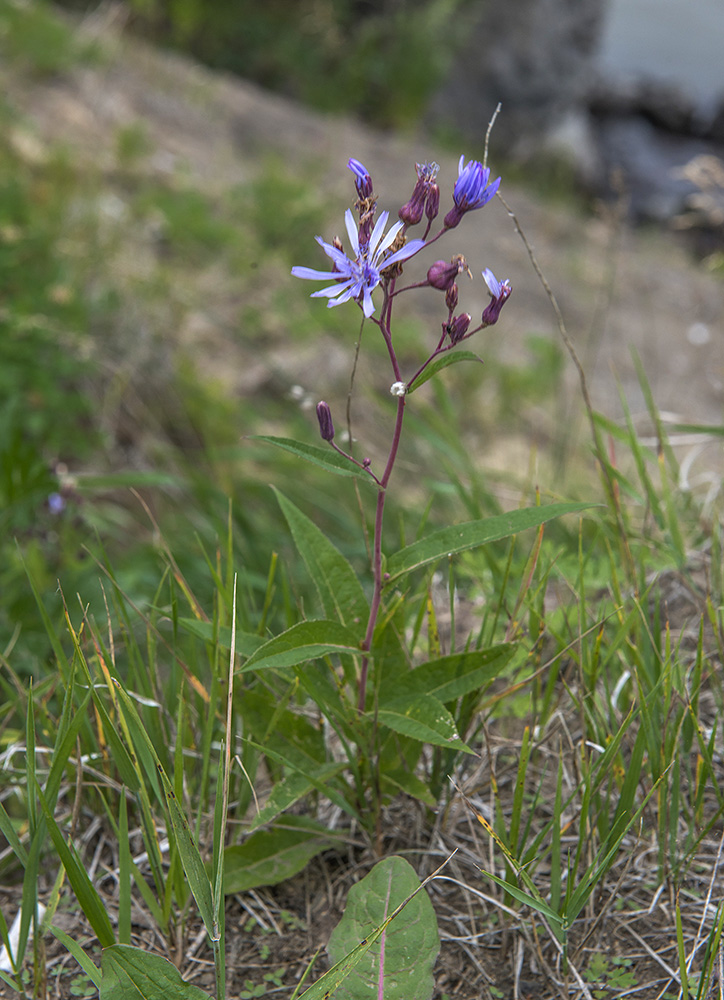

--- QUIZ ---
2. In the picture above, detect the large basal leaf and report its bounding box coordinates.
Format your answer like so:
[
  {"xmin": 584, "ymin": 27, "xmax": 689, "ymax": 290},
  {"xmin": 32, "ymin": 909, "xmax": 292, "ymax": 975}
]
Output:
[
  {"xmin": 327, "ymin": 856, "xmax": 439, "ymax": 1000},
  {"xmin": 379, "ymin": 645, "xmax": 512, "ymax": 705},
  {"xmin": 407, "ymin": 350, "xmax": 482, "ymax": 393},
  {"xmin": 251, "ymin": 436, "xmax": 375, "ymax": 484},
  {"xmin": 375, "ymin": 694, "xmax": 473, "ymax": 754},
  {"xmin": 100, "ymin": 945, "xmax": 211, "ymax": 1000},
  {"xmin": 225, "ymin": 816, "xmax": 341, "ymax": 893},
  {"xmin": 274, "ymin": 489, "xmax": 369, "ymax": 627},
  {"xmin": 240, "ymin": 620, "xmax": 363, "ymax": 672},
  {"xmin": 384, "ymin": 502, "xmax": 597, "ymax": 585}
]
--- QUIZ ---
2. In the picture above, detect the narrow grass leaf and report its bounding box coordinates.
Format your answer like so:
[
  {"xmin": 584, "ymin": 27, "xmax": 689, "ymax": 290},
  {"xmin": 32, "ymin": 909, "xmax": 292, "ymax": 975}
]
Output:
[
  {"xmin": 240, "ymin": 620, "xmax": 363, "ymax": 672},
  {"xmin": 252, "ymin": 436, "xmax": 375, "ymax": 483},
  {"xmin": 36, "ymin": 784, "xmax": 115, "ymax": 948},
  {"xmin": 376, "ymin": 694, "xmax": 473, "ymax": 754},
  {"xmin": 385, "ymin": 503, "xmax": 598, "ymax": 584},
  {"xmin": 111, "ymin": 681, "xmax": 216, "ymax": 940},
  {"xmin": 407, "ymin": 350, "xmax": 482, "ymax": 393},
  {"xmin": 100, "ymin": 945, "xmax": 212, "ymax": 1000},
  {"xmin": 50, "ymin": 925, "xmax": 102, "ymax": 988},
  {"xmin": 275, "ymin": 489, "xmax": 369, "ymax": 626},
  {"xmin": 118, "ymin": 794, "xmax": 131, "ymax": 945},
  {"xmin": 225, "ymin": 816, "xmax": 341, "ymax": 893}
]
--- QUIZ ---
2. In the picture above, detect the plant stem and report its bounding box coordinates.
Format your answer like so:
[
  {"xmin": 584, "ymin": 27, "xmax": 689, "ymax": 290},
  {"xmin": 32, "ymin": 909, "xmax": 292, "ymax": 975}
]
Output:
[{"xmin": 357, "ymin": 292, "xmax": 406, "ymax": 712}]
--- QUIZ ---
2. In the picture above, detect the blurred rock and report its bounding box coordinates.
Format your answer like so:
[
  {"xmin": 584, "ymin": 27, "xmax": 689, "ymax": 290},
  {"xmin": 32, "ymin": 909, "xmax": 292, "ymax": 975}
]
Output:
[{"xmin": 427, "ymin": 0, "xmax": 607, "ymax": 159}]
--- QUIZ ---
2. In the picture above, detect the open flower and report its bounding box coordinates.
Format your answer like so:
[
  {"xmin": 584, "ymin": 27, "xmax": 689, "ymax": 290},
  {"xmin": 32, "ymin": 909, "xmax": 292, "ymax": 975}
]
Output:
[
  {"xmin": 292, "ymin": 209, "xmax": 425, "ymax": 318},
  {"xmin": 444, "ymin": 156, "xmax": 501, "ymax": 229},
  {"xmin": 481, "ymin": 268, "xmax": 512, "ymax": 325}
]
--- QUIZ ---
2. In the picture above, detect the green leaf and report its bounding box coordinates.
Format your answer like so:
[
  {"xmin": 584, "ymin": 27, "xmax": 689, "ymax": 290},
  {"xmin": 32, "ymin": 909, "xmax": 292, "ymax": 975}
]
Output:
[
  {"xmin": 326, "ymin": 856, "xmax": 439, "ymax": 1000},
  {"xmin": 176, "ymin": 618, "xmax": 265, "ymax": 657},
  {"xmin": 240, "ymin": 620, "xmax": 362, "ymax": 672},
  {"xmin": 385, "ymin": 502, "xmax": 598, "ymax": 585},
  {"xmin": 251, "ymin": 436, "xmax": 375, "ymax": 483},
  {"xmin": 224, "ymin": 817, "xmax": 340, "ymax": 893},
  {"xmin": 100, "ymin": 945, "xmax": 212, "ymax": 1000},
  {"xmin": 111, "ymin": 682, "xmax": 216, "ymax": 940},
  {"xmin": 376, "ymin": 694, "xmax": 473, "ymax": 754},
  {"xmin": 379, "ymin": 646, "xmax": 512, "ymax": 704},
  {"xmin": 50, "ymin": 925, "xmax": 102, "ymax": 988},
  {"xmin": 36, "ymin": 785, "xmax": 115, "ymax": 948},
  {"xmin": 246, "ymin": 749, "xmax": 352, "ymax": 830},
  {"xmin": 274, "ymin": 489, "xmax": 369, "ymax": 627},
  {"xmin": 407, "ymin": 350, "xmax": 482, "ymax": 393}
]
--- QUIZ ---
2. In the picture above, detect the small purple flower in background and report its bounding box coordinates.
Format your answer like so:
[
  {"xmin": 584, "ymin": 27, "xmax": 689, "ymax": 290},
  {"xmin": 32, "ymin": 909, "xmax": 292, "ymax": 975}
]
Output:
[
  {"xmin": 292, "ymin": 209, "xmax": 425, "ymax": 318},
  {"xmin": 481, "ymin": 268, "xmax": 512, "ymax": 326},
  {"xmin": 48, "ymin": 492, "xmax": 66, "ymax": 515},
  {"xmin": 444, "ymin": 156, "xmax": 501, "ymax": 229}
]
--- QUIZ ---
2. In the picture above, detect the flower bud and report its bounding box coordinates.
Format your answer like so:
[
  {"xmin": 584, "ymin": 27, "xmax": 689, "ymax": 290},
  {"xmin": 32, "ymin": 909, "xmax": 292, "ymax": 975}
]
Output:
[
  {"xmin": 447, "ymin": 313, "xmax": 471, "ymax": 345},
  {"xmin": 427, "ymin": 254, "xmax": 467, "ymax": 291},
  {"xmin": 481, "ymin": 269, "xmax": 512, "ymax": 326},
  {"xmin": 427, "ymin": 260, "xmax": 456, "ymax": 290},
  {"xmin": 316, "ymin": 401, "xmax": 335, "ymax": 441},
  {"xmin": 399, "ymin": 178, "xmax": 426, "ymax": 226},
  {"xmin": 445, "ymin": 282, "xmax": 459, "ymax": 312},
  {"xmin": 425, "ymin": 183, "xmax": 440, "ymax": 221},
  {"xmin": 348, "ymin": 158, "xmax": 373, "ymax": 200}
]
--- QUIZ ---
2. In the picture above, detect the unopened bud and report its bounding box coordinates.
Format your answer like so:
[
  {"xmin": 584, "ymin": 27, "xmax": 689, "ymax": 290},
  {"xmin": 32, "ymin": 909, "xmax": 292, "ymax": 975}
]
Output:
[
  {"xmin": 399, "ymin": 177, "xmax": 426, "ymax": 226},
  {"xmin": 447, "ymin": 313, "xmax": 471, "ymax": 345},
  {"xmin": 348, "ymin": 158, "xmax": 373, "ymax": 200},
  {"xmin": 427, "ymin": 259, "xmax": 457, "ymax": 291},
  {"xmin": 316, "ymin": 401, "xmax": 335, "ymax": 441},
  {"xmin": 425, "ymin": 183, "xmax": 440, "ymax": 221}
]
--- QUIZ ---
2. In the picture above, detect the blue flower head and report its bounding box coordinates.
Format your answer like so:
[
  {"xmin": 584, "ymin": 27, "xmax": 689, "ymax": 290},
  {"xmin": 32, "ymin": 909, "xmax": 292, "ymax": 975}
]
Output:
[
  {"xmin": 444, "ymin": 156, "xmax": 501, "ymax": 229},
  {"xmin": 292, "ymin": 209, "xmax": 425, "ymax": 318}
]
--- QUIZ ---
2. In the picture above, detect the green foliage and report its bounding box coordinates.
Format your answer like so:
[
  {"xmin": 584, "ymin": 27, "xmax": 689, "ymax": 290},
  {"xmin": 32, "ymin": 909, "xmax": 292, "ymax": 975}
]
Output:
[
  {"xmin": 79, "ymin": 0, "xmax": 472, "ymax": 129},
  {"xmin": 0, "ymin": 0, "xmax": 98, "ymax": 77},
  {"xmin": 326, "ymin": 856, "xmax": 439, "ymax": 1000}
]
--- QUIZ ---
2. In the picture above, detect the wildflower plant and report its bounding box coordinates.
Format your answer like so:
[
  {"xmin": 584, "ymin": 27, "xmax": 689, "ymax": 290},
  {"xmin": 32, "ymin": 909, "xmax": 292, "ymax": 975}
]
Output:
[{"xmin": 252, "ymin": 155, "xmax": 592, "ymax": 842}]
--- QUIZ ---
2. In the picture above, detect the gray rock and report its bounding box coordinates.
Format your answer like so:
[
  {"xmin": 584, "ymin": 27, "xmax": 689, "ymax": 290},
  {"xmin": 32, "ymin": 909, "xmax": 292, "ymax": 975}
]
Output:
[{"xmin": 428, "ymin": 0, "xmax": 608, "ymax": 155}]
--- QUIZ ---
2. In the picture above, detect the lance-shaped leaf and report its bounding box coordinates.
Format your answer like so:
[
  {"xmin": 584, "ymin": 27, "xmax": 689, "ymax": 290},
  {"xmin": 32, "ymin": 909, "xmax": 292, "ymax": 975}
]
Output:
[
  {"xmin": 379, "ymin": 646, "xmax": 512, "ymax": 704},
  {"xmin": 376, "ymin": 693, "xmax": 473, "ymax": 754},
  {"xmin": 251, "ymin": 436, "xmax": 375, "ymax": 483},
  {"xmin": 407, "ymin": 350, "xmax": 482, "ymax": 393},
  {"xmin": 385, "ymin": 502, "xmax": 597, "ymax": 585},
  {"xmin": 239, "ymin": 620, "xmax": 363, "ymax": 672},
  {"xmin": 225, "ymin": 816, "xmax": 342, "ymax": 893},
  {"xmin": 274, "ymin": 489, "xmax": 369, "ymax": 627}
]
